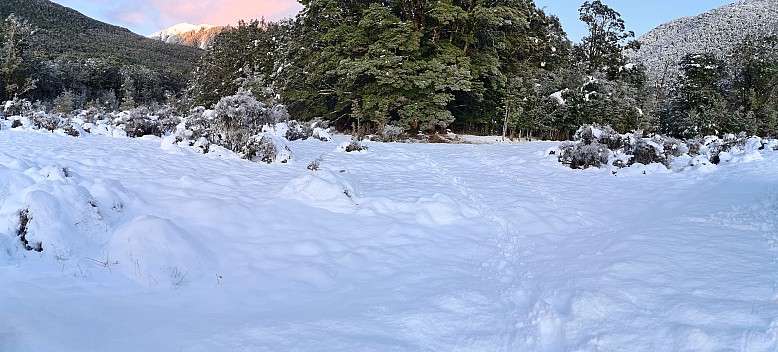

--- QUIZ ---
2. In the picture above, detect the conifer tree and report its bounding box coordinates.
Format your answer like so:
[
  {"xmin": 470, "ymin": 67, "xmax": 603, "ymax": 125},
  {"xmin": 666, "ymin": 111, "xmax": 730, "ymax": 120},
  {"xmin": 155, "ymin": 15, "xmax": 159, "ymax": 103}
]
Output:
[
  {"xmin": 662, "ymin": 53, "xmax": 727, "ymax": 137},
  {"xmin": 575, "ymin": 0, "xmax": 638, "ymax": 77},
  {"xmin": 191, "ymin": 20, "xmax": 281, "ymax": 108},
  {"xmin": 0, "ymin": 14, "xmax": 36, "ymax": 100}
]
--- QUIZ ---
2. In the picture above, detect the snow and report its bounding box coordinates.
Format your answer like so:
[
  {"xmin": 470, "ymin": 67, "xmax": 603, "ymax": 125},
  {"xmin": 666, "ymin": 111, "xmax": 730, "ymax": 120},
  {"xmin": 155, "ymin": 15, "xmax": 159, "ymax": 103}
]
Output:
[
  {"xmin": 1, "ymin": 127, "xmax": 777, "ymax": 351},
  {"xmin": 148, "ymin": 23, "xmax": 215, "ymax": 38},
  {"xmin": 549, "ymin": 90, "xmax": 567, "ymax": 106}
]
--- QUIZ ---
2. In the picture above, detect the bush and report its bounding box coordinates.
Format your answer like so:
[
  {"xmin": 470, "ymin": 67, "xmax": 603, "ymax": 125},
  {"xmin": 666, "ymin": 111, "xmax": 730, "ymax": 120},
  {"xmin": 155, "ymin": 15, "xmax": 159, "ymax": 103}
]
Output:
[
  {"xmin": 32, "ymin": 112, "xmax": 65, "ymax": 131},
  {"xmin": 122, "ymin": 107, "xmax": 164, "ymax": 138},
  {"xmin": 307, "ymin": 156, "xmax": 324, "ymax": 171},
  {"xmin": 558, "ymin": 141, "xmax": 610, "ymax": 169},
  {"xmin": 4, "ymin": 98, "xmax": 31, "ymax": 116},
  {"xmin": 378, "ymin": 124, "xmax": 407, "ymax": 142},
  {"xmin": 212, "ymin": 89, "xmax": 275, "ymax": 149},
  {"xmin": 345, "ymin": 137, "xmax": 368, "ymax": 152},
  {"xmin": 558, "ymin": 125, "xmax": 617, "ymax": 169},
  {"xmin": 242, "ymin": 134, "xmax": 292, "ymax": 164},
  {"xmin": 16, "ymin": 208, "xmax": 42, "ymax": 252},
  {"xmin": 284, "ymin": 119, "xmax": 331, "ymax": 142},
  {"xmin": 630, "ymin": 138, "xmax": 665, "ymax": 166}
]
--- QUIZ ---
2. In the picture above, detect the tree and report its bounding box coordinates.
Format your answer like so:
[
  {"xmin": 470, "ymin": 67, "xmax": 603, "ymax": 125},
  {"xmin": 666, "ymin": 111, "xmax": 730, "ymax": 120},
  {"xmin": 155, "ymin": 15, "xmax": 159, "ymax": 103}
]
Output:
[
  {"xmin": 53, "ymin": 89, "xmax": 74, "ymax": 113},
  {"xmin": 0, "ymin": 13, "xmax": 37, "ymax": 100},
  {"xmin": 662, "ymin": 53, "xmax": 727, "ymax": 137},
  {"xmin": 726, "ymin": 36, "xmax": 778, "ymax": 135},
  {"xmin": 120, "ymin": 74, "xmax": 136, "ymax": 111},
  {"xmin": 191, "ymin": 19, "xmax": 282, "ymax": 108},
  {"xmin": 575, "ymin": 0, "xmax": 638, "ymax": 77}
]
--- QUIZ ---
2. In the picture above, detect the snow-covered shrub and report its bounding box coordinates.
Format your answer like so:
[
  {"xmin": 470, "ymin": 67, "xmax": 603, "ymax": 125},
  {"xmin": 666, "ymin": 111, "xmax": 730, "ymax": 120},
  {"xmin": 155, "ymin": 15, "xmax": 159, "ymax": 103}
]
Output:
[
  {"xmin": 630, "ymin": 138, "xmax": 665, "ymax": 166},
  {"xmin": 338, "ymin": 137, "xmax": 369, "ymax": 153},
  {"xmin": 284, "ymin": 119, "xmax": 331, "ymax": 142},
  {"xmin": 307, "ymin": 155, "xmax": 324, "ymax": 171},
  {"xmin": 212, "ymin": 89, "xmax": 275, "ymax": 149},
  {"xmin": 558, "ymin": 125, "xmax": 615, "ymax": 169},
  {"xmin": 4, "ymin": 98, "xmax": 32, "ymax": 117},
  {"xmin": 77, "ymin": 107, "xmax": 107, "ymax": 124},
  {"xmin": 284, "ymin": 120, "xmax": 309, "ymax": 141},
  {"xmin": 63, "ymin": 124, "xmax": 80, "ymax": 137},
  {"xmin": 378, "ymin": 124, "xmax": 407, "ymax": 142},
  {"xmin": 764, "ymin": 138, "xmax": 778, "ymax": 150},
  {"xmin": 312, "ymin": 126, "xmax": 332, "ymax": 141},
  {"xmin": 15, "ymin": 208, "xmax": 42, "ymax": 252},
  {"xmin": 123, "ymin": 107, "xmax": 162, "ymax": 138},
  {"xmin": 573, "ymin": 124, "xmax": 621, "ymax": 148},
  {"xmin": 32, "ymin": 112, "xmax": 65, "ymax": 131},
  {"xmin": 153, "ymin": 105, "xmax": 182, "ymax": 134},
  {"xmin": 192, "ymin": 137, "xmax": 210, "ymax": 154},
  {"xmin": 558, "ymin": 141, "xmax": 611, "ymax": 169},
  {"xmin": 183, "ymin": 106, "xmax": 215, "ymax": 142},
  {"xmin": 626, "ymin": 135, "xmax": 687, "ymax": 166},
  {"xmin": 242, "ymin": 134, "xmax": 292, "ymax": 163}
]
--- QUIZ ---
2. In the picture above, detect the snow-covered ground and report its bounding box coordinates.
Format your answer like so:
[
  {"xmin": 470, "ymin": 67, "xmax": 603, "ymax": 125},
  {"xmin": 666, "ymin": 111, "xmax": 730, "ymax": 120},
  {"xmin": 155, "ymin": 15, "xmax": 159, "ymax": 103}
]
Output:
[{"xmin": 1, "ymin": 128, "xmax": 777, "ymax": 351}]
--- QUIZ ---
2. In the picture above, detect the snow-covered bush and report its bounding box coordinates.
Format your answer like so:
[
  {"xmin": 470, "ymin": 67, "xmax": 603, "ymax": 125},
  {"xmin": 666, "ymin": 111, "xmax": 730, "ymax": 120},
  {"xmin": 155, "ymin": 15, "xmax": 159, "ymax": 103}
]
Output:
[
  {"xmin": 15, "ymin": 208, "xmax": 41, "ymax": 252},
  {"xmin": 558, "ymin": 125, "xmax": 614, "ymax": 169},
  {"xmin": 627, "ymin": 135, "xmax": 687, "ymax": 167},
  {"xmin": 338, "ymin": 136, "xmax": 369, "ymax": 153},
  {"xmin": 284, "ymin": 120, "xmax": 308, "ymax": 141},
  {"xmin": 122, "ymin": 107, "xmax": 163, "ymax": 138},
  {"xmin": 153, "ymin": 105, "xmax": 182, "ymax": 134},
  {"xmin": 307, "ymin": 155, "xmax": 324, "ymax": 171},
  {"xmin": 559, "ymin": 124, "xmax": 770, "ymax": 172},
  {"xmin": 4, "ymin": 98, "xmax": 32, "ymax": 117},
  {"xmin": 242, "ymin": 134, "xmax": 292, "ymax": 163},
  {"xmin": 630, "ymin": 138, "xmax": 666, "ymax": 166},
  {"xmin": 212, "ymin": 89, "xmax": 275, "ymax": 149},
  {"xmin": 32, "ymin": 112, "xmax": 65, "ymax": 131},
  {"xmin": 574, "ymin": 124, "xmax": 616, "ymax": 147},
  {"xmin": 378, "ymin": 124, "xmax": 407, "ymax": 142},
  {"xmin": 284, "ymin": 119, "xmax": 331, "ymax": 142},
  {"xmin": 183, "ymin": 106, "xmax": 215, "ymax": 142},
  {"xmin": 558, "ymin": 141, "xmax": 610, "ymax": 169}
]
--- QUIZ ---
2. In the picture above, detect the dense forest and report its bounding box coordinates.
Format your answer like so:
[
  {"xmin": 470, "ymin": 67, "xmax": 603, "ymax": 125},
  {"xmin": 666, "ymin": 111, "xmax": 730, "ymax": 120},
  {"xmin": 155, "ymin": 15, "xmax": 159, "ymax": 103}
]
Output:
[
  {"xmin": 0, "ymin": 0, "xmax": 201, "ymax": 109},
  {"xmin": 2, "ymin": 0, "xmax": 777, "ymax": 139}
]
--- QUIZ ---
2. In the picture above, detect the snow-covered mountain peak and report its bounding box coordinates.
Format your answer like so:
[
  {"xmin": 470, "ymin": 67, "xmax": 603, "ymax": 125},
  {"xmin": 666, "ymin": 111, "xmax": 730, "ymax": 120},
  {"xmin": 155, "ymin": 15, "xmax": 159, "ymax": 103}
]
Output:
[
  {"xmin": 149, "ymin": 23, "xmax": 215, "ymax": 38},
  {"xmin": 629, "ymin": 0, "xmax": 778, "ymax": 89},
  {"xmin": 148, "ymin": 23, "xmax": 227, "ymax": 50}
]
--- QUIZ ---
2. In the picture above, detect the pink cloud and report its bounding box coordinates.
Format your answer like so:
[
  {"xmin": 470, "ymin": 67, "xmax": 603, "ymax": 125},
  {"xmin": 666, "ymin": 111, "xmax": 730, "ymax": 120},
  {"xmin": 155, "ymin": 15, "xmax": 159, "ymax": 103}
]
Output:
[{"xmin": 151, "ymin": 0, "xmax": 302, "ymax": 27}]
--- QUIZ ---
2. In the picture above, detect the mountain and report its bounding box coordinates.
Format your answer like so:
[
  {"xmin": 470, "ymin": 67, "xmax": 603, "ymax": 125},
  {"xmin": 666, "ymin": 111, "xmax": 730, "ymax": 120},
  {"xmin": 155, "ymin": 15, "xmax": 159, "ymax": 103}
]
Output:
[
  {"xmin": 149, "ymin": 23, "xmax": 228, "ymax": 50},
  {"xmin": 629, "ymin": 0, "xmax": 778, "ymax": 88},
  {"xmin": 0, "ymin": 0, "xmax": 204, "ymax": 103}
]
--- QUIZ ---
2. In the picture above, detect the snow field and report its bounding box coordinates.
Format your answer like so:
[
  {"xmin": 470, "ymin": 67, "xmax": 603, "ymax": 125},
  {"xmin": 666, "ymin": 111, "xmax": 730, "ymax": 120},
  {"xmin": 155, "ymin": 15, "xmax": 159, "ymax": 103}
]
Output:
[{"xmin": 0, "ymin": 127, "xmax": 777, "ymax": 351}]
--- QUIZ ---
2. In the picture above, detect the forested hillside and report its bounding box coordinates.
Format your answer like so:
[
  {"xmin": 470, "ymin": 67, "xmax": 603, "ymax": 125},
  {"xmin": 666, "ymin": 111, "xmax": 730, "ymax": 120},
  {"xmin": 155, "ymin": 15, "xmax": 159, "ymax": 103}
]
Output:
[
  {"xmin": 630, "ymin": 0, "xmax": 778, "ymax": 90},
  {"xmin": 188, "ymin": 0, "xmax": 654, "ymax": 139},
  {"xmin": 2, "ymin": 0, "xmax": 776, "ymax": 140},
  {"xmin": 0, "ymin": 0, "xmax": 202, "ymax": 107}
]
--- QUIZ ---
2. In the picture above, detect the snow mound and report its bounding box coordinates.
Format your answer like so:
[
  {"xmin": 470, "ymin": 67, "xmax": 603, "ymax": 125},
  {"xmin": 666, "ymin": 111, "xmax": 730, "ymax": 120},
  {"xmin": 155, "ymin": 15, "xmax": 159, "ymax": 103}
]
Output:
[
  {"xmin": 0, "ymin": 160, "xmax": 133, "ymax": 261},
  {"xmin": 280, "ymin": 170, "xmax": 360, "ymax": 213},
  {"xmin": 108, "ymin": 215, "xmax": 213, "ymax": 287}
]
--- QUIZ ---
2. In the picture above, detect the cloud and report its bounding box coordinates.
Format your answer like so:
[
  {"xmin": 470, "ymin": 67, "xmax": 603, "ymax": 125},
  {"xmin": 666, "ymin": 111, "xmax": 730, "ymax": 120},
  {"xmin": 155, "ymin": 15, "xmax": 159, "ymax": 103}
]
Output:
[{"xmin": 108, "ymin": 0, "xmax": 302, "ymax": 33}]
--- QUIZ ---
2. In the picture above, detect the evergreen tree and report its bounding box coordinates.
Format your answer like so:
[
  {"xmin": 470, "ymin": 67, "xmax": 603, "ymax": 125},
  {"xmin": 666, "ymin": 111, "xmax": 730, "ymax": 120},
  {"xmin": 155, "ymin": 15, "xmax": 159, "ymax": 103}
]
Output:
[
  {"xmin": 0, "ymin": 13, "xmax": 36, "ymax": 100},
  {"xmin": 575, "ymin": 0, "xmax": 638, "ymax": 77},
  {"xmin": 53, "ymin": 89, "xmax": 74, "ymax": 113},
  {"xmin": 549, "ymin": 0, "xmax": 648, "ymax": 137},
  {"xmin": 191, "ymin": 19, "xmax": 281, "ymax": 108},
  {"xmin": 726, "ymin": 36, "xmax": 778, "ymax": 135},
  {"xmin": 120, "ymin": 74, "xmax": 136, "ymax": 111},
  {"xmin": 663, "ymin": 53, "xmax": 727, "ymax": 137}
]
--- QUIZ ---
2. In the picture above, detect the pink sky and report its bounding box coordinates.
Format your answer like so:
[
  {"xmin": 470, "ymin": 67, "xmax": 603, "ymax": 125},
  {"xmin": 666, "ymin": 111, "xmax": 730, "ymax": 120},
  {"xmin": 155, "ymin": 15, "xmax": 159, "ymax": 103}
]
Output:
[{"xmin": 52, "ymin": 0, "xmax": 303, "ymax": 35}]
